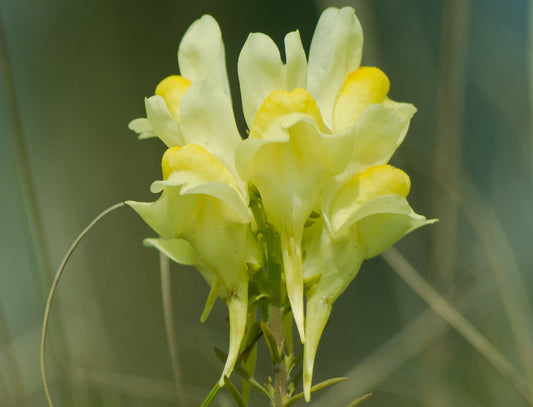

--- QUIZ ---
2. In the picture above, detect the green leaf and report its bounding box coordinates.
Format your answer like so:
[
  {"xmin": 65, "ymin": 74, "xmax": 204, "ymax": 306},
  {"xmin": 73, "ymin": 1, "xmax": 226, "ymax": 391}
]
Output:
[
  {"xmin": 249, "ymin": 293, "xmax": 269, "ymax": 307},
  {"xmin": 240, "ymin": 328, "xmax": 263, "ymax": 361},
  {"xmin": 213, "ymin": 347, "xmax": 271, "ymax": 400},
  {"xmin": 345, "ymin": 393, "xmax": 373, "ymax": 407},
  {"xmin": 200, "ymin": 382, "xmax": 221, "ymax": 407},
  {"xmin": 224, "ymin": 376, "xmax": 247, "ymax": 407},
  {"xmin": 284, "ymin": 377, "xmax": 347, "ymax": 407},
  {"xmin": 288, "ymin": 348, "xmax": 303, "ymax": 375},
  {"xmin": 260, "ymin": 321, "xmax": 282, "ymax": 363},
  {"xmin": 200, "ymin": 277, "xmax": 221, "ymax": 322},
  {"xmin": 214, "ymin": 347, "xmax": 229, "ymax": 364}
]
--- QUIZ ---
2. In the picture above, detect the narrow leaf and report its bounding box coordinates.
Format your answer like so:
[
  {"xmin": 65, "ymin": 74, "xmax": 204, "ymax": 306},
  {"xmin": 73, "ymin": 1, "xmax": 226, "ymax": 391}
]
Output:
[
  {"xmin": 200, "ymin": 382, "xmax": 221, "ymax": 407},
  {"xmin": 214, "ymin": 347, "xmax": 228, "ymax": 365},
  {"xmin": 200, "ymin": 277, "xmax": 221, "ymax": 322},
  {"xmin": 260, "ymin": 321, "xmax": 282, "ymax": 363},
  {"xmin": 240, "ymin": 323, "xmax": 263, "ymax": 359},
  {"xmin": 224, "ymin": 376, "xmax": 247, "ymax": 407},
  {"xmin": 346, "ymin": 393, "xmax": 373, "ymax": 407},
  {"xmin": 284, "ymin": 377, "xmax": 347, "ymax": 407},
  {"xmin": 288, "ymin": 348, "xmax": 303, "ymax": 375},
  {"xmin": 213, "ymin": 347, "xmax": 271, "ymax": 400},
  {"xmin": 249, "ymin": 293, "xmax": 269, "ymax": 307}
]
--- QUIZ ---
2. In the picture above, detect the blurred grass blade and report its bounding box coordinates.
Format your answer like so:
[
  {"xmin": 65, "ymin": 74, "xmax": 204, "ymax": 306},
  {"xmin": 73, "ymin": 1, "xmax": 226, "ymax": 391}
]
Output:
[
  {"xmin": 382, "ymin": 247, "xmax": 533, "ymax": 406},
  {"xmin": 345, "ymin": 392, "xmax": 372, "ymax": 407},
  {"xmin": 427, "ymin": 2, "xmax": 470, "ymax": 401},
  {"xmin": 284, "ymin": 377, "xmax": 347, "ymax": 407},
  {"xmin": 1, "ymin": 4, "xmax": 71, "ymax": 406},
  {"xmin": 41, "ymin": 202, "xmax": 126, "ymax": 407},
  {"xmin": 429, "ymin": 0, "xmax": 470, "ymax": 282},
  {"xmin": 201, "ymin": 382, "xmax": 221, "ymax": 407},
  {"xmin": 0, "ymin": 300, "xmax": 26, "ymax": 405},
  {"xmin": 223, "ymin": 376, "xmax": 247, "ymax": 407},
  {"xmin": 159, "ymin": 252, "xmax": 188, "ymax": 407}
]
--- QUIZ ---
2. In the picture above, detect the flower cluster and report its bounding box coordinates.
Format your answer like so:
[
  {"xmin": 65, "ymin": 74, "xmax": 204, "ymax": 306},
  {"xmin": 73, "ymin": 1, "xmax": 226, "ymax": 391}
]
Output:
[{"xmin": 127, "ymin": 7, "xmax": 433, "ymax": 401}]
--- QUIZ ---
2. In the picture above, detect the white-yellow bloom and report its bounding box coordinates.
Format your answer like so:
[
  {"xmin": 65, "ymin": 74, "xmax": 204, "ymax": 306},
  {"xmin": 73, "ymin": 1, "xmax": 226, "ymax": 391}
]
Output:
[
  {"xmin": 127, "ymin": 144, "xmax": 261, "ymax": 384},
  {"xmin": 129, "ymin": 6, "xmax": 435, "ymax": 401},
  {"xmin": 129, "ymin": 15, "xmax": 235, "ymax": 154},
  {"xmin": 127, "ymin": 15, "xmax": 259, "ymax": 384},
  {"xmin": 236, "ymin": 6, "xmax": 434, "ymax": 400}
]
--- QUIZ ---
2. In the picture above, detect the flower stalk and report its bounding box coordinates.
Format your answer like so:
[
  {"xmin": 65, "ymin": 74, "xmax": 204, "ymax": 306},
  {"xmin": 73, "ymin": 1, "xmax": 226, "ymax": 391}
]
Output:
[{"xmin": 269, "ymin": 304, "xmax": 289, "ymax": 407}]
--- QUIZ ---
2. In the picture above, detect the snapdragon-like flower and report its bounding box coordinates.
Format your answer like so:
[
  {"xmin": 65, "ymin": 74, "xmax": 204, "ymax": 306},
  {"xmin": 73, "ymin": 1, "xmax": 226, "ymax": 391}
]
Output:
[
  {"xmin": 127, "ymin": 15, "xmax": 261, "ymax": 384},
  {"xmin": 128, "ymin": 6, "xmax": 434, "ymax": 401}
]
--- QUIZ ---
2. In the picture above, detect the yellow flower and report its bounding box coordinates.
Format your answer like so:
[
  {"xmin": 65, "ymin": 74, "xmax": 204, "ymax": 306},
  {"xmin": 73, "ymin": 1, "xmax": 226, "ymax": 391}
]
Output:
[
  {"xmin": 128, "ymin": 15, "xmax": 238, "ymax": 165},
  {"xmin": 236, "ymin": 6, "xmax": 434, "ymax": 399},
  {"xmin": 127, "ymin": 16, "xmax": 259, "ymax": 384},
  {"xmin": 127, "ymin": 144, "xmax": 261, "ymax": 384},
  {"xmin": 129, "ymin": 6, "xmax": 435, "ymax": 399},
  {"xmin": 303, "ymin": 165, "xmax": 436, "ymax": 399}
]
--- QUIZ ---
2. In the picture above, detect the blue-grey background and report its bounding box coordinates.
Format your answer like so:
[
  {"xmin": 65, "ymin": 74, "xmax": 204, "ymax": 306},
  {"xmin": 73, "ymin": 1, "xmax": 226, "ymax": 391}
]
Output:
[{"xmin": 2, "ymin": 0, "xmax": 533, "ymax": 406}]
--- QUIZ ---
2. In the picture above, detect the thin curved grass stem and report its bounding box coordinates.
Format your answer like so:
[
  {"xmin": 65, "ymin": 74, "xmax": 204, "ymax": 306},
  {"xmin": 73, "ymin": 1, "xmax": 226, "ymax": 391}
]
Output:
[
  {"xmin": 159, "ymin": 253, "xmax": 189, "ymax": 407},
  {"xmin": 40, "ymin": 202, "xmax": 126, "ymax": 407},
  {"xmin": 382, "ymin": 248, "xmax": 533, "ymax": 406}
]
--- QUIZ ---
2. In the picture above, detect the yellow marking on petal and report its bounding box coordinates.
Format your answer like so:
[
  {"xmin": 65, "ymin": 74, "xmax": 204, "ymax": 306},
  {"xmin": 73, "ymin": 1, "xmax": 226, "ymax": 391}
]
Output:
[
  {"xmin": 161, "ymin": 146, "xmax": 182, "ymax": 180},
  {"xmin": 333, "ymin": 66, "xmax": 390, "ymax": 131},
  {"xmin": 346, "ymin": 164, "xmax": 410, "ymax": 203},
  {"xmin": 155, "ymin": 75, "xmax": 192, "ymax": 122},
  {"xmin": 161, "ymin": 144, "xmax": 236, "ymax": 188},
  {"xmin": 250, "ymin": 88, "xmax": 327, "ymax": 137}
]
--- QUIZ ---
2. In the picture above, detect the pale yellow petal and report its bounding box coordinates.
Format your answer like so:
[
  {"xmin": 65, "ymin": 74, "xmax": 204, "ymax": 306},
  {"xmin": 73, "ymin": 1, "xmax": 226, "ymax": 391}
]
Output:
[
  {"xmin": 327, "ymin": 165, "xmax": 411, "ymax": 233},
  {"xmin": 178, "ymin": 14, "xmax": 231, "ymax": 96},
  {"xmin": 144, "ymin": 96, "xmax": 184, "ymax": 147},
  {"xmin": 250, "ymin": 88, "xmax": 327, "ymax": 138},
  {"xmin": 307, "ymin": 7, "xmax": 363, "ymax": 128},
  {"xmin": 179, "ymin": 81, "xmax": 242, "ymax": 174},
  {"xmin": 155, "ymin": 75, "xmax": 192, "ymax": 122},
  {"xmin": 333, "ymin": 66, "xmax": 389, "ymax": 132}
]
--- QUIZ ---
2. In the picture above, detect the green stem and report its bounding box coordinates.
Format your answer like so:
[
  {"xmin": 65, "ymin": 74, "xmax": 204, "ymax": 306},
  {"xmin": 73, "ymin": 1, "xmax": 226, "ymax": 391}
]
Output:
[{"xmin": 269, "ymin": 304, "xmax": 288, "ymax": 407}]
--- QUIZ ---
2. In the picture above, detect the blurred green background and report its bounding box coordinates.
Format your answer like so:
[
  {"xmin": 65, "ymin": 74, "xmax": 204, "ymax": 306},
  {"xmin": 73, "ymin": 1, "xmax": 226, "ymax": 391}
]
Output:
[{"xmin": 2, "ymin": 0, "xmax": 533, "ymax": 406}]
